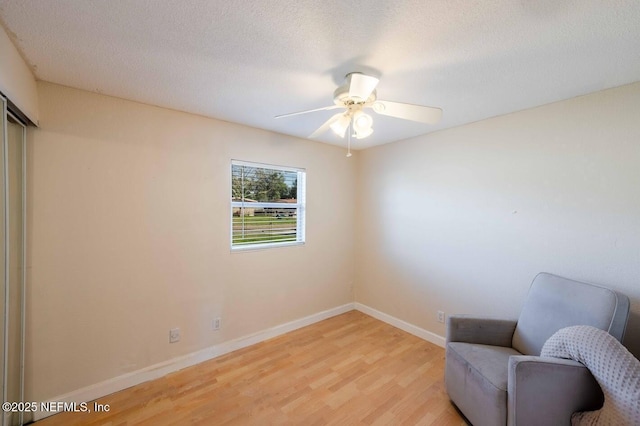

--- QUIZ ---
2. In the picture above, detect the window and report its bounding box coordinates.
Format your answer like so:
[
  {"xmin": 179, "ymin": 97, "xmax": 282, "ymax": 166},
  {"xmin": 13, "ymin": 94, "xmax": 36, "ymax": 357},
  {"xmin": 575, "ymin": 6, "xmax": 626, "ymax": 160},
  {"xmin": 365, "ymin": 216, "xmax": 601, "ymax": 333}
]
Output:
[{"xmin": 231, "ymin": 160, "xmax": 306, "ymax": 250}]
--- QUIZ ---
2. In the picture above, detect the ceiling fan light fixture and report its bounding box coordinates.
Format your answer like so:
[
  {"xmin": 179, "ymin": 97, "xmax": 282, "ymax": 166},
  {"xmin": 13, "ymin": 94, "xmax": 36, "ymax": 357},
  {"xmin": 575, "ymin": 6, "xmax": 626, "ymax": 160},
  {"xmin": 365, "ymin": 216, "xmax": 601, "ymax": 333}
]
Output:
[
  {"xmin": 330, "ymin": 114, "xmax": 351, "ymax": 138},
  {"xmin": 355, "ymin": 127, "xmax": 373, "ymax": 139},
  {"xmin": 352, "ymin": 110, "xmax": 373, "ymax": 139}
]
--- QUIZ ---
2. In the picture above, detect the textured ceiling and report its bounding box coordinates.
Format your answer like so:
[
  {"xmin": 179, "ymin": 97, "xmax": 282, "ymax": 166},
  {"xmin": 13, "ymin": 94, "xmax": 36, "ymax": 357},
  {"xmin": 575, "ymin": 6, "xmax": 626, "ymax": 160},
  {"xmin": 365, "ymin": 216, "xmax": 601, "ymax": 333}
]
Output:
[{"xmin": 1, "ymin": 0, "xmax": 639, "ymax": 149}]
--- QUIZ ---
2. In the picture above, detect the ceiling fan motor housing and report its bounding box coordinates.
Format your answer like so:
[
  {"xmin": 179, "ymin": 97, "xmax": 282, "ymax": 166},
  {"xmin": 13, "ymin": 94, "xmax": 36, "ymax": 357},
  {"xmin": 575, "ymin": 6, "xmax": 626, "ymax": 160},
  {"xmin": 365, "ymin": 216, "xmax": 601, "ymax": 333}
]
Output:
[
  {"xmin": 333, "ymin": 72, "xmax": 378, "ymax": 108},
  {"xmin": 333, "ymin": 86, "xmax": 377, "ymax": 108}
]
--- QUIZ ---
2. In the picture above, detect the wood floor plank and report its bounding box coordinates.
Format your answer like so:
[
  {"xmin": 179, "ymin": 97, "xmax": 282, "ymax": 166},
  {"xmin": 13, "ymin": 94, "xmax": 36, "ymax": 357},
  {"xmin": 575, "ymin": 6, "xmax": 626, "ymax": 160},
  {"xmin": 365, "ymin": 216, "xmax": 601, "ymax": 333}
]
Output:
[{"xmin": 34, "ymin": 311, "xmax": 466, "ymax": 425}]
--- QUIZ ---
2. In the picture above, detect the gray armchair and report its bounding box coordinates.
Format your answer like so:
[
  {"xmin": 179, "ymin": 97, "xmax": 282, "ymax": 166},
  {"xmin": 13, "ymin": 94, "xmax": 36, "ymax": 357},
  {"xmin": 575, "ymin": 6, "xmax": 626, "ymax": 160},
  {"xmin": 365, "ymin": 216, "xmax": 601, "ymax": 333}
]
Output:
[{"xmin": 445, "ymin": 272, "xmax": 630, "ymax": 426}]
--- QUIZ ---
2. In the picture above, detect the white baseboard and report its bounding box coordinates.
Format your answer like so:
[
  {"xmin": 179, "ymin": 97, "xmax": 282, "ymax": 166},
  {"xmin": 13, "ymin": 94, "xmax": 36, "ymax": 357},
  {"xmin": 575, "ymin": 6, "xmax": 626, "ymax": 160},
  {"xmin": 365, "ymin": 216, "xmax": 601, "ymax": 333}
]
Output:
[
  {"xmin": 354, "ymin": 303, "xmax": 446, "ymax": 348},
  {"xmin": 33, "ymin": 302, "xmax": 355, "ymax": 421}
]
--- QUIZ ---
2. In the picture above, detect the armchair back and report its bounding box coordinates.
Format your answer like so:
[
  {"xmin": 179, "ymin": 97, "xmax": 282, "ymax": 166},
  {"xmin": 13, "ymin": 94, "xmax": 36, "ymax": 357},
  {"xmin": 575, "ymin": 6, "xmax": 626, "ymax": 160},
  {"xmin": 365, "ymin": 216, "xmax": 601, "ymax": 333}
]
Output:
[{"xmin": 512, "ymin": 272, "xmax": 629, "ymax": 355}]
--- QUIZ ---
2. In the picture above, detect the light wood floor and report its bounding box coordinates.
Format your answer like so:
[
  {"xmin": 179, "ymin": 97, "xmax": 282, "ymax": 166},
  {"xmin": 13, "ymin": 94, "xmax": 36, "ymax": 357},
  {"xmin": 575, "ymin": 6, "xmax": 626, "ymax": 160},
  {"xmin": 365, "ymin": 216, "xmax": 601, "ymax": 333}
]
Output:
[{"xmin": 34, "ymin": 311, "xmax": 467, "ymax": 425}]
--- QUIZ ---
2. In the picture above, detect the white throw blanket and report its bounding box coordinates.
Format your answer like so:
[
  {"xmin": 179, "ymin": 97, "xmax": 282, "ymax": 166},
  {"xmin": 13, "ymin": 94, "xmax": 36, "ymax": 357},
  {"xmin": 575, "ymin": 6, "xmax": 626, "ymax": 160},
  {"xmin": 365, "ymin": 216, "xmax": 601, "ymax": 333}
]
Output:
[{"xmin": 541, "ymin": 325, "xmax": 640, "ymax": 425}]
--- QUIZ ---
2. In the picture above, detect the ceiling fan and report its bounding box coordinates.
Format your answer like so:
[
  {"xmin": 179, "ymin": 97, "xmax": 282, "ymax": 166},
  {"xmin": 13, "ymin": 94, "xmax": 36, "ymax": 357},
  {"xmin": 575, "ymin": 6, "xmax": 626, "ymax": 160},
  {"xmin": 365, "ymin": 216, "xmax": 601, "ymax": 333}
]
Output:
[{"xmin": 275, "ymin": 72, "xmax": 443, "ymax": 142}]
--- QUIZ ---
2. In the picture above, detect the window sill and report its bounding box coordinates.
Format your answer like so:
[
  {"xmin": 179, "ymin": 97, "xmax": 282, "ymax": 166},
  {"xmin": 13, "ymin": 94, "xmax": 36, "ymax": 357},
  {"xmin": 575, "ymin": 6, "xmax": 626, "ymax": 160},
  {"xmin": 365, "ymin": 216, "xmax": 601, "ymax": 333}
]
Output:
[{"xmin": 231, "ymin": 241, "xmax": 305, "ymax": 252}]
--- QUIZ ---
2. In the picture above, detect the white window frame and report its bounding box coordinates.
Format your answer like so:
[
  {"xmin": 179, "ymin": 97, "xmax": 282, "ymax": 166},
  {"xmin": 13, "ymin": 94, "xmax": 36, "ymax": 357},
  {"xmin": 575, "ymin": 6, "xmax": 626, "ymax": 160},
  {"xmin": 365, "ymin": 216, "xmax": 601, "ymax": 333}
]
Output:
[{"xmin": 230, "ymin": 160, "xmax": 306, "ymax": 251}]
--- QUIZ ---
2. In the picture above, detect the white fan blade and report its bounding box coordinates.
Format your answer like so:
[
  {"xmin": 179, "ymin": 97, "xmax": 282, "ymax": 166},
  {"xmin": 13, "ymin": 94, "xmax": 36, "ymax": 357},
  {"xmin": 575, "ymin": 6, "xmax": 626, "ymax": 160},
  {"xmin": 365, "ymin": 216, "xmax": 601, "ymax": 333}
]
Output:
[
  {"xmin": 348, "ymin": 73, "xmax": 379, "ymax": 101},
  {"xmin": 309, "ymin": 113, "xmax": 344, "ymax": 138},
  {"xmin": 275, "ymin": 105, "xmax": 340, "ymax": 119},
  {"xmin": 372, "ymin": 100, "xmax": 442, "ymax": 124}
]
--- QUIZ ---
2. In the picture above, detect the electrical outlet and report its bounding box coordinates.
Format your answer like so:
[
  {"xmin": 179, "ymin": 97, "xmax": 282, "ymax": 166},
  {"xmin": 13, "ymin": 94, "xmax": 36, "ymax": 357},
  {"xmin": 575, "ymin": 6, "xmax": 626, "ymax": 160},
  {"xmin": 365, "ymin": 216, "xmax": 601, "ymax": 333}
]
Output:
[
  {"xmin": 169, "ymin": 328, "xmax": 180, "ymax": 343},
  {"xmin": 213, "ymin": 317, "xmax": 221, "ymax": 331},
  {"xmin": 437, "ymin": 311, "xmax": 445, "ymax": 323}
]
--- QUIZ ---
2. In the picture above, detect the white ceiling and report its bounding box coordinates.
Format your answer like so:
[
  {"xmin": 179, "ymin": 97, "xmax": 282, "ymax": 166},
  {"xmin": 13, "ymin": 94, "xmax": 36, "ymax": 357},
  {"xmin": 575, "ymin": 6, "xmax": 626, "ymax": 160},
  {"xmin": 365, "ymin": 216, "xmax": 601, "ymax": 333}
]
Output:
[{"xmin": 1, "ymin": 0, "xmax": 639, "ymax": 149}]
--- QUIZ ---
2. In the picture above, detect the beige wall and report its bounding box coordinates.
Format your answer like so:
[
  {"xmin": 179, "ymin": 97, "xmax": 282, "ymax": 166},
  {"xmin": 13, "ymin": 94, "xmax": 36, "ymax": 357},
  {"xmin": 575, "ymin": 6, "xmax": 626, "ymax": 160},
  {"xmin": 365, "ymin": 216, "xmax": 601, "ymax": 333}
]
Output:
[
  {"xmin": 356, "ymin": 82, "xmax": 640, "ymax": 356},
  {"xmin": 26, "ymin": 82, "xmax": 356, "ymax": 401}
]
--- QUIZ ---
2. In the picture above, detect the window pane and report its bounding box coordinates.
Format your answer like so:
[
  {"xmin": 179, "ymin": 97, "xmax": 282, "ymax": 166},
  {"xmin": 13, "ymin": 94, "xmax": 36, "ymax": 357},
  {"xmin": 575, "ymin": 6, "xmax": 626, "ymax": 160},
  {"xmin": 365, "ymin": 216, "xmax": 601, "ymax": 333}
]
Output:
[
  {"xmin": 231, "ymin": 161, "xmax": 305, "ymax": 250},
  {"xmin": 232, "ymin": 206, "xmax": 298, "ymax": 246},
  {"xmin": 232, "ymin": 164, "xmax": 298, "ymax": 203}
]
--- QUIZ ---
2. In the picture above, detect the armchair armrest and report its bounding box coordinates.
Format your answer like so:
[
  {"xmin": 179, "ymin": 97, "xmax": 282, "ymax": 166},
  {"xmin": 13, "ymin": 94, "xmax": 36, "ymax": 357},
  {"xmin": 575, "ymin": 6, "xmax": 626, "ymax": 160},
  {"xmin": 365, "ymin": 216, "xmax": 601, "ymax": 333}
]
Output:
[
  {"xmin": 446, "ymin": 314, "xmax": 517, "ymax": 347},
  {"xmin": 507, "ymin": 355, "xmax": 603, "ymax": 426}
]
